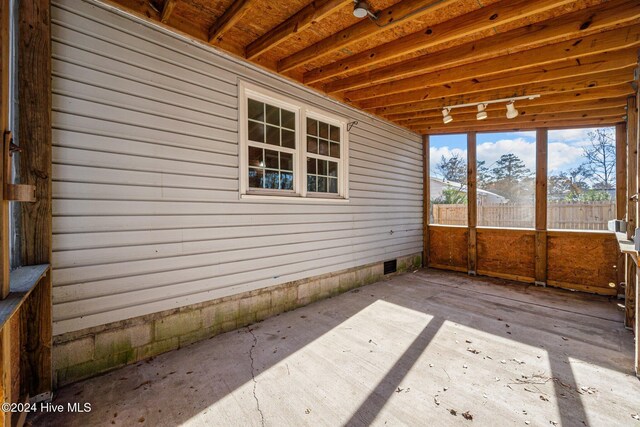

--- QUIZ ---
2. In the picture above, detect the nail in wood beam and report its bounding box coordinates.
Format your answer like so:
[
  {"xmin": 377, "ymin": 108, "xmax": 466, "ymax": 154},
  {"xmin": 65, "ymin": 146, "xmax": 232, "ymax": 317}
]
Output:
[
  {"xmin": 467, "ymin": 132, "xmax": 477, "ymax": 275},
  {"xmin": 535, "ymin": 128, "xmax": 548, "ymax": 286},
  {"xmin": 423, "ymin": 134, "xmax": 429, "ymax": 268},
  {"xmin": 208, "ymin": 0, "xmax": 252, "ymax": 44}
]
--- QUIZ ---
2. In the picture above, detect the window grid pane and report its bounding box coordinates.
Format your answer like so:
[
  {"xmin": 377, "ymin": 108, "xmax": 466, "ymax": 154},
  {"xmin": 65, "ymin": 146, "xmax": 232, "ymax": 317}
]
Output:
[
  {"xmin": 247, "ymin": 98, "xmax": 296, "ymax": 191},
  {"xmin": 306, "ymin": 118, "xmax": 341, "ymax": 195}
]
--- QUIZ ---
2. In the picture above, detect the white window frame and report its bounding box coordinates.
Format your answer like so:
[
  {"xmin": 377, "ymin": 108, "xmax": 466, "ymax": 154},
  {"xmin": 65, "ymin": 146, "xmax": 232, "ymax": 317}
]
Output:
[{"xmin": 239, "ymin": 80, "xmax": 349, "ymax": 202}]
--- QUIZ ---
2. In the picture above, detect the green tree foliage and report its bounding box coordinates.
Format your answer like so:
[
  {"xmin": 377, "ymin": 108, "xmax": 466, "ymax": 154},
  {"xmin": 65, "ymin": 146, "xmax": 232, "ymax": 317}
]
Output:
[
  {"xmin": 435, "ymin": 153, "xmax": 466, "ymax": 183},
  {"xmin": 431, "ymin": 187, "xmax": 467, "ymax": 205}
]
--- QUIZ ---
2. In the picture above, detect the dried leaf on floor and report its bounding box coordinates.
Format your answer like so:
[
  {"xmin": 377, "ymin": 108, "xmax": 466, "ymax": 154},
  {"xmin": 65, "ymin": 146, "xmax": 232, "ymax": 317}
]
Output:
[
  {"xmin": 449, "ymin": 409, "xmax": 457, "ymax": 416},
  {"xmin": 434, "ymin": 395, "xmax": 440, "ymax": 406},
  {"xmin": 467, "ymin": 348, "xmax": 480, "ymax": 354},
  {"xmin": 462, "ymin": 411, "xmax": 473, "ymax": 421}
]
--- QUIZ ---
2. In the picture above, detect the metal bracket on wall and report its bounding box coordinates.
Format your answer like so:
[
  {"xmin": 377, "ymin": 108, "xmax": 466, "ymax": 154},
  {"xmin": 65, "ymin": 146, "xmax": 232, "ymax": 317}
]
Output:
[{"xmin": 3, "ymin": 131, "xmax": 35, "ymax": 202}]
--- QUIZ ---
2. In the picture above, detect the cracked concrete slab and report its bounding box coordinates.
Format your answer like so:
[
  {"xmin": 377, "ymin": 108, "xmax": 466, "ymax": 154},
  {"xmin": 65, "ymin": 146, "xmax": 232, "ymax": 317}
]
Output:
[{"xmin": 28, "ymin": 269, "xmax": 640, "ymax": 426}]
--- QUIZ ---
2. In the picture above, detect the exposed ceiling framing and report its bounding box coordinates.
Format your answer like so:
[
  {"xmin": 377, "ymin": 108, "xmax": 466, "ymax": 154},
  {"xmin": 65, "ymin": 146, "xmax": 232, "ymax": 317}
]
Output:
[{"xmin": 112, "ymin": 0, "xmax": 639, "ymax": 134}]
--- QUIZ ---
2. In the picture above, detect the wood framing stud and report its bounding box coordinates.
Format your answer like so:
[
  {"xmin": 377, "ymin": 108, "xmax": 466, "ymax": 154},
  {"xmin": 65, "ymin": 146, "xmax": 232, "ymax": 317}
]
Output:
[
  {"xmin": 467, "ymin": 132, "xmax": 477, "ymax": 275},
  {"xmin": 208, "ymin": 0, "xmax": 252, "ymax": 44},
  {"xmin": 627, "ymin": 95, "xmax": 638, "ymax": 239},
  {"xmin": 18, "ymin": 0, "xmax": 53, "ymax": 398},
  {"xmin": 422, "ymin": 134, "xmax": 429, "ymax": 268},
  {"xmin": 535, "ymin": 128, "xmax": 548, "ymax": 286}
]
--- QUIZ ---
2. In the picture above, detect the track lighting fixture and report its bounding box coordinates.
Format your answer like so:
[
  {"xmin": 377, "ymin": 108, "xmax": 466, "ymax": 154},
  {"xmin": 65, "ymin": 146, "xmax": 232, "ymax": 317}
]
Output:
[
  {"xmin": 476, "ymin": 104, "xmax": 488, "ymax": 121},
  {"xmin": 442, "ymin": 108, "xmax": 453, "ymax": 124},
  {"xmin": 441, "ymin": 95, "xmax": 539, "ymax": 124},
  {"xmin": 505, "ymin": 101, "xmax": 519, "ymax": 119}
]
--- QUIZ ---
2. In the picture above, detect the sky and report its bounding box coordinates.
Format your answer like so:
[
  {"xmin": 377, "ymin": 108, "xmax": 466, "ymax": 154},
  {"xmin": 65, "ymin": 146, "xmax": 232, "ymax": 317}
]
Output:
[{"xmin": 429, "ymin": 127, "xmax": 615, "ymax": 178}]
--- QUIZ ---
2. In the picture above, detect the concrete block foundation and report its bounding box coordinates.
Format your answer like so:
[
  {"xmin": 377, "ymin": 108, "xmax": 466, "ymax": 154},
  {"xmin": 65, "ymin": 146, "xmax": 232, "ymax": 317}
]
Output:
[{"xmin": 52, "ymin": 253, "xmax": 422, "ymax": 387}]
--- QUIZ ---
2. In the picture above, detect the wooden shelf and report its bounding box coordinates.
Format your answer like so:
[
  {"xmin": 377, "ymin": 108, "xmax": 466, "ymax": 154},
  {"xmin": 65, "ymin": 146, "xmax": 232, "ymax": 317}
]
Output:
[
  {"xmin": 615, "ymin": 232, "xmax": 638, "ymax": 263},
  {"xmin": 0, "ymin": 264, "xmax": 49, "ymax": 329}
]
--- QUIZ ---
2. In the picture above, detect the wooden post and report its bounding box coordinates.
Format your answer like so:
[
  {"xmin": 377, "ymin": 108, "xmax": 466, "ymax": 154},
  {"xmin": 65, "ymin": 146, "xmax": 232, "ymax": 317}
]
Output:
[
  {"xmin": 627, "ymin": 95, "xmax": 637, "ymax": 240},
  {"xmin": 535, "ymin": 128, "xmax": 548, "ymax": 286},
  {"xmin": 617, "ymin": 123, "xmax": 628, "ymax": 221},
  {"xmin": 635, "ymin": 65, "xmax": 640, "ymax": 377},
  {"xmin": 422, "ymin": 134, "xmax": 429, "ymax": 268},
  {"xmin": 0, "ymin": 0, "xmax": 12, "ymax": 424},
  {"xmin": 467, "ymin": 132, "xmax": 477, "ymax": 275},
  {"xmin": 627, "ymin": 95, "xmax": 638, "ymax": 331},
  {"xmin": 17, "ymin": 0, "xmax": 52, "ymax": 399},
  {"xmin": 616, "ymin": 123, "xmax": 628, "ymax": 299}
]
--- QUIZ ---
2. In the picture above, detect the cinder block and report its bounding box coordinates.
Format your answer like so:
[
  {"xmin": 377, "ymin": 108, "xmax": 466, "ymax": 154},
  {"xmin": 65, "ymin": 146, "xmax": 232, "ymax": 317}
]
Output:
[
  {"xmin": 320, "ymin": 275, "xmax": 340, "ymax": 298},
  {"xmin": 135, "ymin": 337, "xmax": 180, "ymax": 361},
  {"xmin": 271, "ymin": 286, "xmax": 297, "ymax": 312},
  {"xmin": 239, "ymin": 293, "xmax": 271, "ymax": 315},
  {"xmin": 297, "ymin": 280, "xmax": 321, "ymax": 305},
  {"xmin": 57, "ymin": 351, "xmax": 132, "ymax": 387},
  {"xmin": 155, "ymin": 311, "xmax": 201, "ymax": 341},
  {"xmin": 339, "ymin": 271, "xmax": 357, "ymax": 292},
  {"xmin": 94, "ymin": 324, "xmax": 153, "ymax": 359},
  {"xmin": 53, "ymin": 336, "xmax": 94, "ymax": 371}
]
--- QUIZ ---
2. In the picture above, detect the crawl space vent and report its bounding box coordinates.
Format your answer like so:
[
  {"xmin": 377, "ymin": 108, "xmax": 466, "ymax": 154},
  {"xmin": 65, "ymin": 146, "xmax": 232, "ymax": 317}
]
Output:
[{"xmin": 384, "ymin": 259, "xmax": 397, "ymax": 275}]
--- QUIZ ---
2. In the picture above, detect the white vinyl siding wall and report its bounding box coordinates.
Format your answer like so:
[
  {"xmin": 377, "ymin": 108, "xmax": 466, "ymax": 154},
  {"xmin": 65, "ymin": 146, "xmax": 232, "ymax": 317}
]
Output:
[{"xmin": 51, "ymin": 0, "xmax": 423, "ymax": 335}]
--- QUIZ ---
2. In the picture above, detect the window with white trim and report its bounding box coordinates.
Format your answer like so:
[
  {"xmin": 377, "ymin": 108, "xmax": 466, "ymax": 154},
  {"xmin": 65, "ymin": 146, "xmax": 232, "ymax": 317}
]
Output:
[{"xmin": 240, "ymin": 82, "xmax": 349, "ymax": 201}]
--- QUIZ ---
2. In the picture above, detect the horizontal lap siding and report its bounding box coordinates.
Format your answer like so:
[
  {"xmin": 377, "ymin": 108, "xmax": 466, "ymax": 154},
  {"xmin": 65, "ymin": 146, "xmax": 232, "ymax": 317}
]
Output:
[{"xmin": 51, "ymin": 0, "xmax": 423, "ymax": 335}]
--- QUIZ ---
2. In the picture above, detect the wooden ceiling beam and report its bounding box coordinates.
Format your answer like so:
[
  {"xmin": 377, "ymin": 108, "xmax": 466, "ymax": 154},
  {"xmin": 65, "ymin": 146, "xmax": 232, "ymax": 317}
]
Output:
[
  {"xmin": 420, "ymin": 118, "xmax": 623, "ymax": 134},
  {"xmin": 373, "ymin": 71, "xmax": 635, "ymax": 116},
  {"xmin": 397, "ymin": 97, "xmax": 629, "ymax": 126},
  {"xmin": 277, "ymin": 0, "xmax": 453, "ymax": 72},
  {"xmin": 323, "ymin": 7, "xmax": 640, "ymax": 93},
  {"xmin": 411, "ymin": 108, "xmax": 626, "ymax": 133},
  {"xmin": 246, "ymin": 0, "xmax": 351, "ymax": 60},
  {"xmin": 304, "ymin": 0, "xmax": 581, "ymax": 84},
  {"xmin": 208, "ymin": 0, "xmax": 253, "ymax": 44},
  {"xmin": 346, "ymin": 42, "xmax": 638, "ymax": 102},
  {"xmin": 160, "ymin": 0, "xmax": 176, "ymax": 24},
  {"xmin": 357, "ymin": 53, "xmax": 636, "ymax": 109}
]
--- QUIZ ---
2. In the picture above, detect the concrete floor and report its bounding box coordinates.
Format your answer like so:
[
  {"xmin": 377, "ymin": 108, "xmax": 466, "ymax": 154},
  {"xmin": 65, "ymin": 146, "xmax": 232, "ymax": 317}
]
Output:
[{"xmin": 29, "ymin": 269, "xmax": 640, "ymax": 426}]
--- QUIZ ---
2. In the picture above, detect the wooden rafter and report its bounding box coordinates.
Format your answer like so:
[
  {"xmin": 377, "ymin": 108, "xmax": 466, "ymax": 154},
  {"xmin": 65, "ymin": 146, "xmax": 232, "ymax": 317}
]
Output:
[
  {"xmin": 386, "ymin": 85, "xmax": 635, "ymax": 121},
  {"xmin": 208, "ymin": 0, "xmax": 253, "ymax": 43},
  {"xmin": 323, "ymin": 8, "xmax": 640, "ymax": 93},
  {"xmin": 277, "ymin": 0, "xmax": 453, "ymax": 72},
  {"xmin": 161, "ymin": 0, "xmax": 176, "ymax": 24},
  {"xmin": 345, "ymin": 43, "xmax": 639, "ymax": 102},
  {"xmin": 246, "ymin": 0, "xmax": 351, "ymax": 60},
  {"xmin": 373, "ymin": 68, "xmax": 635, "ymax": 116},
  {"xmin": 357, "ymin": 54, "xmax": 636, "ymax": 109},
  {"xmin": 304, "ymin": 0, "xmax": 581, "ymax": 84}
]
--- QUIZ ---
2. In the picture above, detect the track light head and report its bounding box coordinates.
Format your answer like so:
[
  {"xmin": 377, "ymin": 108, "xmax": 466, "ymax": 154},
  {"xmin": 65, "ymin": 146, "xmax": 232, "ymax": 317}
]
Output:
[
  {"xmin": 476, "ymin": 103, "xmax": 488, "ymax": 121},
  {"xmin": 353, "ymin": 1, "xmax": 371, "ymax": 18},
  {"xmin": 506, "ymin": 101, "xmax": 519, "ymax": 119},
  {"xmin": 442, "ymin": 108, "xmax": 453, "ymax": 124}
]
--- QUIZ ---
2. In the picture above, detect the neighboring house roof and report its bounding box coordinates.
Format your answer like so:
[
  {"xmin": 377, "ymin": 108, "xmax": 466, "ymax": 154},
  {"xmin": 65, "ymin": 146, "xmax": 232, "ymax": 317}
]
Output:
[{"xmin": 430, "ymin": 177, "xmax": 508, "ymax": 203}]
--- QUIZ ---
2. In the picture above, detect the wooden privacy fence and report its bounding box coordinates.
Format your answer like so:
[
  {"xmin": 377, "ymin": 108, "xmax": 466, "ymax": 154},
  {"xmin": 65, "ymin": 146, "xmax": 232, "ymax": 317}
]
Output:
[{"xmin": 431, "ymin": 201, "xmax": 616, "ymax": 230}]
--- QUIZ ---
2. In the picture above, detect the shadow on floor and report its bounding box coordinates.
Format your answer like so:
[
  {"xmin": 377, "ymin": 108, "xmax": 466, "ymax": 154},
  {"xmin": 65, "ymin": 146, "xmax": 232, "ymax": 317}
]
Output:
[{"xmin": 28, "ymin": 269, "xmax": 638, "ymax": 427}]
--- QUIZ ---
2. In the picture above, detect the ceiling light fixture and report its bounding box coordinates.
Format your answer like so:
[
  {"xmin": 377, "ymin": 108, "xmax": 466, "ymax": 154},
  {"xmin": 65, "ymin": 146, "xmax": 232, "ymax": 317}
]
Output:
[
  {"xmin": 442, "ymin": 108, "xmax": 453, "ymax": 124},
  {"xmin": 505, "ymin": 101, "xmax": 519, "ymax": 119},
  {"xmin": 440, "ymin": 94, "xmax": 540, "ymax": 124},
  {"xmin": 353, "ymin": 0, "xmax": 378, "ymax": 20},
  {"xmin": 476, "ymin": 103, "xmax": 488, "ymax": 121}
]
